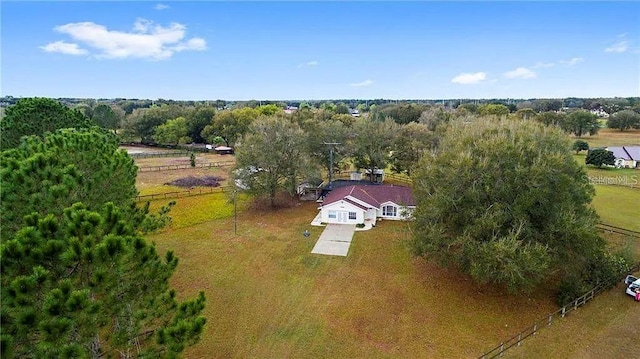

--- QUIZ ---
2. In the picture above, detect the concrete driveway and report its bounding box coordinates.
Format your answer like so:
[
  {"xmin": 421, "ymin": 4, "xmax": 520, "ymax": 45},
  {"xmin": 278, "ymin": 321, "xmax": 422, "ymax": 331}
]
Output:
[{"xmin": 311, "ymin": 224, "xmax": 356, "ymax": 256}]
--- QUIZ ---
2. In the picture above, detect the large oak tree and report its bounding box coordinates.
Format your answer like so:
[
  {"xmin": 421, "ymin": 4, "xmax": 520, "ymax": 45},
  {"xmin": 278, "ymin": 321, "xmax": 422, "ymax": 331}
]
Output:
[
  {"xmin": 411, "ymin": 118, "xmax": 608, "ymax": 293},
  {"xmin": 234, "ymin": 115, "xmax": 307, "ymax": 207}
]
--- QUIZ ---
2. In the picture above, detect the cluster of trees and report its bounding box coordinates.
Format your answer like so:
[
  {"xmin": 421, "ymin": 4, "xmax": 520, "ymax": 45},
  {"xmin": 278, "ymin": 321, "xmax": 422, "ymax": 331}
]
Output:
[
  {"xmin": 607, "ymin": 110, "xmax": 640, "ymax": 131},
  {"xmin": 232, "ymin": 112, "xmax": 438, "ymax": 207},
  {"xmin": 1, "ymin": 99, "xmax": 206, "ymax": 357}
]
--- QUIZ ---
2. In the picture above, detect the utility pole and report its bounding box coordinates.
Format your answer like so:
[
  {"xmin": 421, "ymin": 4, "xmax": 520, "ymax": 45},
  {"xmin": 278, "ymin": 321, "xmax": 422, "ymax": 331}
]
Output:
[
  {"xmin": 323, "ymin": 142, "xmax": 341, "ymax": 189},
  {"xmin": 233, "ymin": 189, "xmax": 237, "ymax": 234}
]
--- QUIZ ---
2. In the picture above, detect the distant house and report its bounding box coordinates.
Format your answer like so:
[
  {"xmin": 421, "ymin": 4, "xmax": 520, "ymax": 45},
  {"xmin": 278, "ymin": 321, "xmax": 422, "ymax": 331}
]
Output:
[
  {"xmin": 607, "ymin": 146, "xmax": 640, "ymax": 168},
  {"xmin": 284, "ymin": 106, "xmax": 299, "ymax": 114},
  {"xmin": 214, "ymin": 146, "xmax": 234, "ymax": 155},
  {"xmin": 318, "ymin": 184, "xmax": 415, "ymax": 226}
]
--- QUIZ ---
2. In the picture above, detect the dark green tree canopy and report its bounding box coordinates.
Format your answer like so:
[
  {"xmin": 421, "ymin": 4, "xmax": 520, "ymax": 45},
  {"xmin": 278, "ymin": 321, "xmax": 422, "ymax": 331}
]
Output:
[
  {"xmin": 201, "ymin": 107, "xmax": 259, "ymax": 146},
  {"xmin": 351, "ymin": 117, "xmax": 398, "ymax": 180},
  {"xmin": 411, "ymin": 118, "xmax": 605, "ymax": 292},
  {"xmin": 585, "ymin": 148, "xmax": 615, "ymax": 167},
  {"xmin": 1, "ymin": 127, "xmax": 138, "ymax": 239},
  {"xmin": 0, "ymin": 97, "xmax": 94, "ymax": 150},
  {"xmin": 572, "ymin": 140, "xmax": 589, "ymax": 154},
  {"xmin": 390, "ymin": 122, "xmax": 437, "ymax": 176},
  {"xmin": 92, "ymin": 103, "xmax": 120, "ymax": 133},
  {"xmin": 234, "ymin": 115, "xmax": 307, "ymax": 207},
  {"xmin": 1, "ymin": 202, "xmax": 206, "ymax": 358}
]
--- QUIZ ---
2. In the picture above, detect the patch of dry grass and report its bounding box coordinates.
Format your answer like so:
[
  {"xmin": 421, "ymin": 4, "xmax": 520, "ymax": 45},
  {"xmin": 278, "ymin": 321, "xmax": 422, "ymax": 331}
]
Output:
[
  {"xmin": 134, "ymin": 153, "xmax": 235, "ymax": 168},
  {"xmin": 570, "ymin": 128, "xmax": 640, "ymax": 148},
  {"xmin": 136, "ymin": 167, "xmax": 231, "ymax": 195}
]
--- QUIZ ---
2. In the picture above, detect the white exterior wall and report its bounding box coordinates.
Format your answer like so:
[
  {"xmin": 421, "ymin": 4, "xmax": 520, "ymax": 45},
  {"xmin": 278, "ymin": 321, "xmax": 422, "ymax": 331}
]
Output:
[
  {"xmin": 320, "ymin": 201, "xmax": 365, "ymax": 224},
  {"xmin": 378, "ymin": 202, "xmax": 416, "ymax": 220},
  {"xmin": 614, "ymin": 158, "xmax": 636, "ymax": 168}
]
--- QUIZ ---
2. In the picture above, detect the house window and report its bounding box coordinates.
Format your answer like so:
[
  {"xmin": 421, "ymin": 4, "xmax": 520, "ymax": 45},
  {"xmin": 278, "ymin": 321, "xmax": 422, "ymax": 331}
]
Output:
[
  {"xmin": 383, "ymin": 205, "xmax": 397, "ymax": 217},
  {"xmin": 348, "ymin": 212, "xmax": 357, "ymax": 220},
  {"xmin": 328, "ymin": 211, "xmax": 337, "ymax": 219}
]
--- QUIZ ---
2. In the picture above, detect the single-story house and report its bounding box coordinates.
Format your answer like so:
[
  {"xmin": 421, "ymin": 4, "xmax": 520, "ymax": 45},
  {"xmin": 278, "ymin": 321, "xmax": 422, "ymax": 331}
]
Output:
[
  {"xmin": 607, "ymin": 146, "xmax": 640, "ymax": 169},
  {"xmin": 318, "ymin": 184, "xmax": 416, "ymax": 226}
]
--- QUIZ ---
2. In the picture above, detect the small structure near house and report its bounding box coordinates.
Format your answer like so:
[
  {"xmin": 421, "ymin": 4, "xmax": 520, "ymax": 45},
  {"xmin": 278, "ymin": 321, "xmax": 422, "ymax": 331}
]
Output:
[
  {"xmin": 297, "ymin": 178, "xmax": 324, "ymax": 201},
  {"xmin": 364, "ymin": 168, "xmax": 385, "ymax": 183},
  {"xmin": 214, "ymin": 146, "xmax": 234, "ymax": 155},
  {"xmin": 317, "ymin": 184, "xmax": 415, "ymax": 226}
]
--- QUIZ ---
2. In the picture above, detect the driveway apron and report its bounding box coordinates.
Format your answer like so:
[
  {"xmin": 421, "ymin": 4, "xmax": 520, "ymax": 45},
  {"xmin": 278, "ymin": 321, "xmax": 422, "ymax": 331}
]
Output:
[{"xmin": 311, "ymin": 223, "xmax": 356, "ymax": 256}]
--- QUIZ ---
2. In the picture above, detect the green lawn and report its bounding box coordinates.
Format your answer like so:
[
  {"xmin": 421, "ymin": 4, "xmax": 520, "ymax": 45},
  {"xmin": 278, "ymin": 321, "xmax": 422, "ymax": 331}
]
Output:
[{"xmin": 591, "ymin": 185, "xmax": 640, "ymax": 232}]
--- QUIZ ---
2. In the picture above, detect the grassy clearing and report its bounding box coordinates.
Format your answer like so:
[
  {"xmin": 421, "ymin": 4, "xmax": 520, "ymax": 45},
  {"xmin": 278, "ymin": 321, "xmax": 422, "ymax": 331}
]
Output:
[
  {"xmin": 147, "ymin": 201, "xmax": 558, "ymax": 358},
  {"xmin": 147, "ymin": 191, "xmax": 249, "ymax": 229}
]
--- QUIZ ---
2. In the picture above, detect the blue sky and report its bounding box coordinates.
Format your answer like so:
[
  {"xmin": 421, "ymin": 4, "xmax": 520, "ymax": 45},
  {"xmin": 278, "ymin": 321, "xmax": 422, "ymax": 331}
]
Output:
[{"xmin": 1, "ymin": 1, "xmax": 639, "ymax": 100}]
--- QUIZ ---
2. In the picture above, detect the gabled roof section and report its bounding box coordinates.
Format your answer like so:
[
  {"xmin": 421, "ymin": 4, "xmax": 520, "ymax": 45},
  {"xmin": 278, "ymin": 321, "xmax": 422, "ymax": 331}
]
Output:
[
  {"xmin": 608, "ymin": 146, "xmax": 632, "ymax": 160},
  {"xmin": 623, "ymin": 146, "xmax": 640, "ymax": 160},
  {"xmin": 322, "ymin": 185, "xmax": 415, "ymax": 208}
]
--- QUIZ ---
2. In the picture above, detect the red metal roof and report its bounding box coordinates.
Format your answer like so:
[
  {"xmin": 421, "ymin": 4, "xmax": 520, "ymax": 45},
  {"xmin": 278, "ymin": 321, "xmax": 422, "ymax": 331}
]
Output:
[{"xmin": 321, "ymin": 184, "xmax": 415, "ymax": 208}]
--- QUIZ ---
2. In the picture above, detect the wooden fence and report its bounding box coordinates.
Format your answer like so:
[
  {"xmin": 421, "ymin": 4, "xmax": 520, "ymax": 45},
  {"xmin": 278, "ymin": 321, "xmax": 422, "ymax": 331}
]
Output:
[
  {"xmin": 137, "ymin": 161, "xmax": 235, "ymax": 172},
  {"xmin": 596, "ymin": 223, "xmax": 640, "ymax": 238},
  {"xmin": 479, "ymin": 263, "xmax": 640, "ymax": 358},
  {"xmin": 129, "ymin": 151, "xmax": 191, "ymax": 159},
  {"xmin": 135, "ymin": 186, "xmax": 229, "ymax": 202}
]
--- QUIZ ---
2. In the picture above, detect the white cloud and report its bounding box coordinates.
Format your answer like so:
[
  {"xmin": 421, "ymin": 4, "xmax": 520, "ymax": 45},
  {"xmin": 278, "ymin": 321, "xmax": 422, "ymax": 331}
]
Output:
[
  {"xmin": 297, "ymin": 60, "xmax": 318, "ymax": 68},
  {"xmin": 504, "ymin": 67, "xmax": 536, "ymax": 80},
  {"xmin": 605, "ymin": 39, "xmax": 628, "ymax": 53},
  {"xmin": 39, "ymin": 41, "xmax": 88, "ymax": 55},
  {"xmin": 559, "ymin": 57, "xmax": 584, "ymax": 66},
  {"xmin": 350, "ymin": 79, "xmax": 374, "ymax": 87},
  {"xmin": 532, "ymin": 62, "xmax": 555, "ymax": 69},
  {"xmin": 154, "ymin": 4, "xmax": 170, "ymax": 10},
  {"xmin": 451, "ymin": 72, "xmax": 487, "ymax": 84},
  {"xmin": 41, "ymin": 18, "xmax": 206, "ymax": 60}
]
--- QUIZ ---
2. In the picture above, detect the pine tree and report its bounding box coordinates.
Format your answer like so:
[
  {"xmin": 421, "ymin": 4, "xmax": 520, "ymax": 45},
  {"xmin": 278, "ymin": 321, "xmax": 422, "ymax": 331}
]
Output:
[{"xmin": 1, "ymin": 203, "xmax": 206, "ymax": 358}]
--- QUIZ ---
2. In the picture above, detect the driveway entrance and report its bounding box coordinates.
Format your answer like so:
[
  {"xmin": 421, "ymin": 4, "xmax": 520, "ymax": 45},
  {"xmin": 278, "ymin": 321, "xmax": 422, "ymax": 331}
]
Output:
[{"xmin": 311, "ymin": 224, "xmax": 356, "ymax": 256}]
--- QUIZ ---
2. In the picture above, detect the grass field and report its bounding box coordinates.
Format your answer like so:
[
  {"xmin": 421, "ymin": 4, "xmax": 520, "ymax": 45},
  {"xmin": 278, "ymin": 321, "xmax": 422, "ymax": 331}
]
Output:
[{"xmin": 570, "ymin": 128, "xmax": 640, "ymax": 148}]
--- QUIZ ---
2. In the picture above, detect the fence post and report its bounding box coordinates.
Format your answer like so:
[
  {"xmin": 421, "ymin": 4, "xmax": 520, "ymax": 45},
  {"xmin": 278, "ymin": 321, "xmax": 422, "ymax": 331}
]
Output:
[
  {"xmin": 517, "ymin": 332, "xmax": 522, "ymax": 346},
  {"xmin": 561, "ymin": 306, "xmax": 566, "ymax": 318},
  {"xmin": 533, "ymin": 324, "xmax": 537, "ymax": 335},
  {"xmin": 499, "ymin": 343, "xmax": 504, "ymax": 357},
  {"xmin": 548, "ymin": 313, "xmax": 552, "ymax": 326}
]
